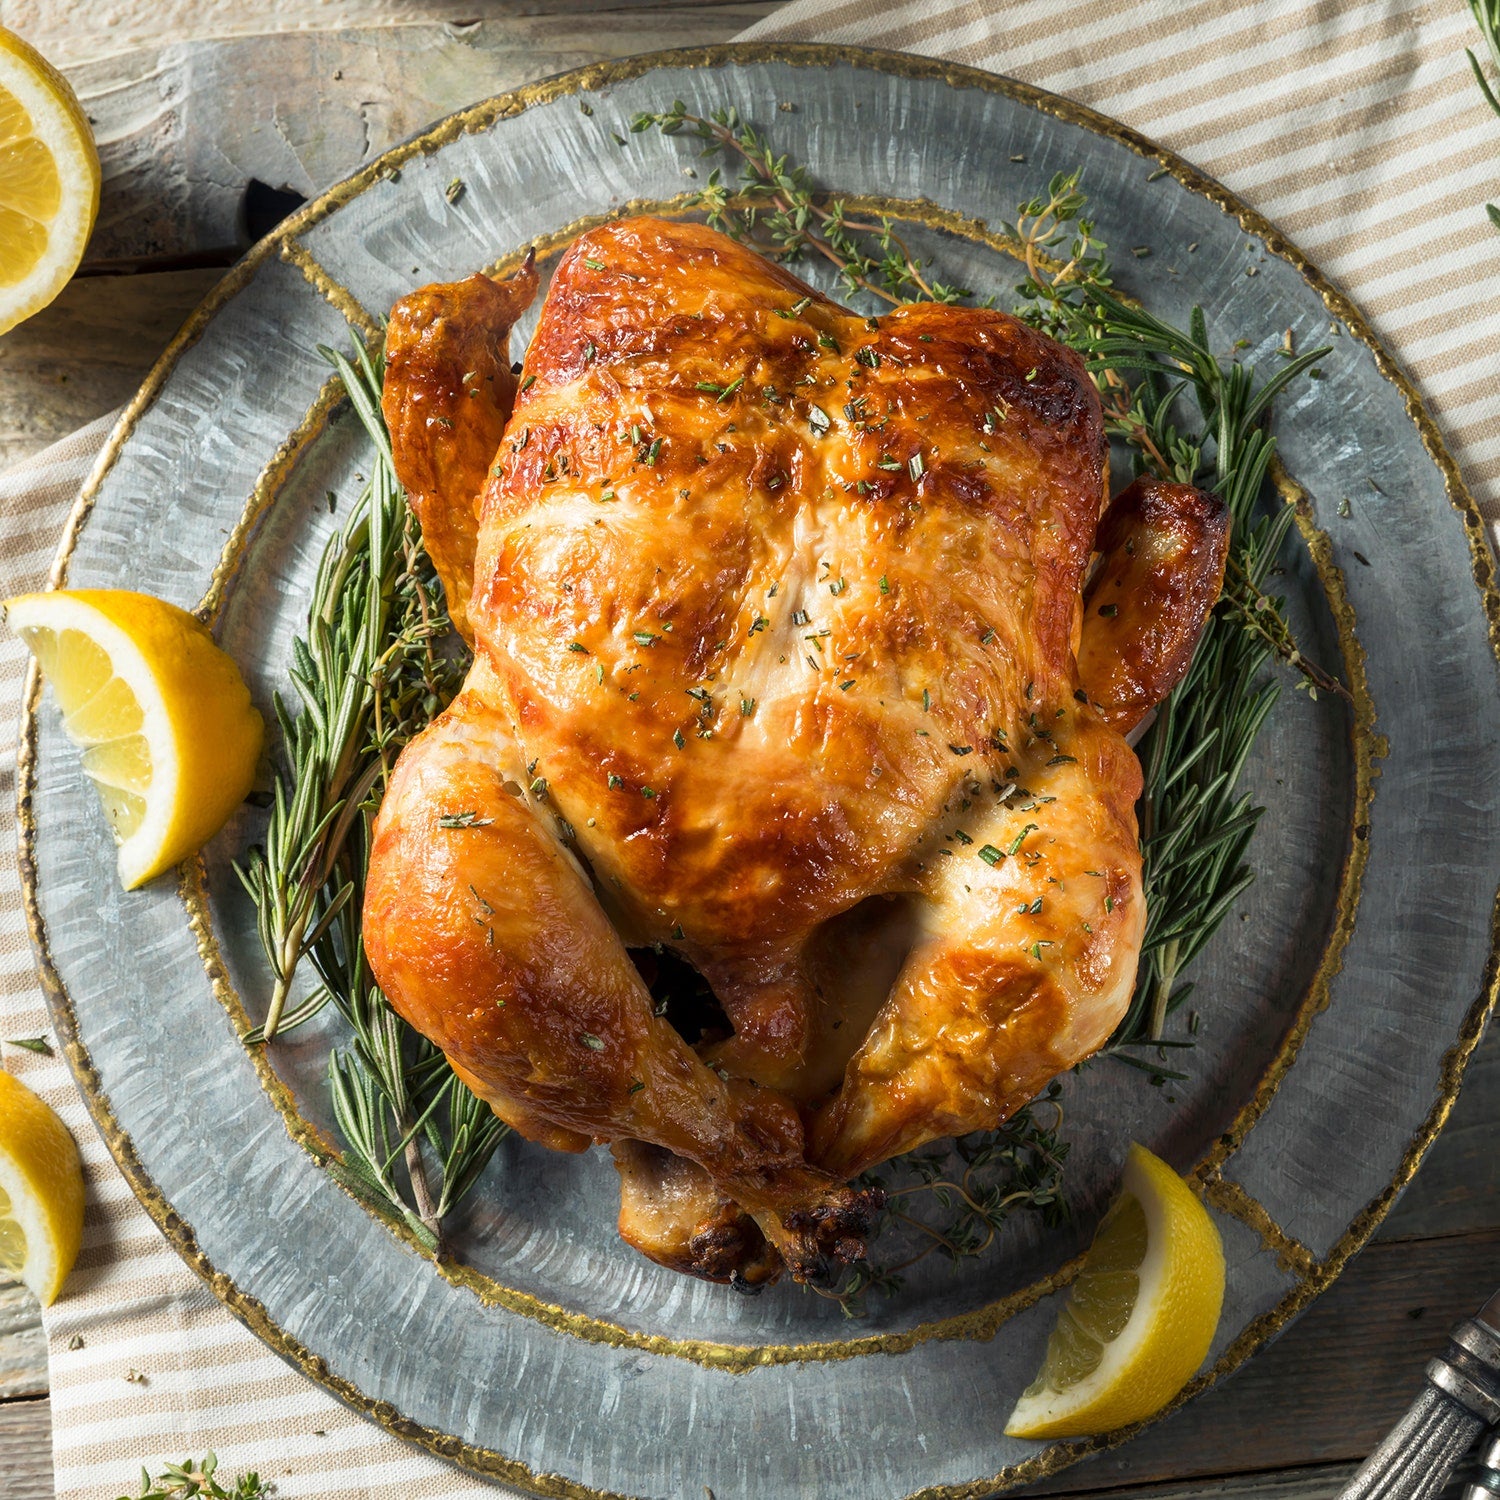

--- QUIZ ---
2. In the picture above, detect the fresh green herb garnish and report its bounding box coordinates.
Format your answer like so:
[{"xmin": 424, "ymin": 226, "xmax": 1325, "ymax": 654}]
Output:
[
  {"xmin": 236, "ymin": 339, "xmax": 504, "ymax": 1250},
  {"xmin": 1468, "ymin": 0, "xmax": 1500, "ymax": 228},
  {"xmin": 118, "ymin": 1452, "xmax": 270, "ymax": 1499},
  {"xmin": 2, "ymin": 1035, "xmax": 52, "ymax": 1054}
]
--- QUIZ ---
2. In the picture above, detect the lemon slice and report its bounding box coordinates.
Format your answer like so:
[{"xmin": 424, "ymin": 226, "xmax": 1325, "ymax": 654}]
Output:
[
  {"xmin": 6, "ymin": 589, "xmax": 264, "ymax": 889},
  {"xmin": 1005, "ymin": 1142, "xmax": 1225, "ymax": 1439},
  {"xmin": 0, "ymin": 1068, "xmax": 83, "ymax": 1306},
  {"xmin": 0, "ymin": 28, "xmax": 100, "ymax": 336}
]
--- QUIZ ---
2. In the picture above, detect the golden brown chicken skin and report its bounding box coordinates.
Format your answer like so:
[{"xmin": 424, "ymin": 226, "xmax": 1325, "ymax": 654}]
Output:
[
  {"xmin": 382, "ymin": 259, "xmax": 538, "ymax": 642},
  {"xmin": 363, "ymin": 216, "xmax": 1227, "ymax": 1286}
]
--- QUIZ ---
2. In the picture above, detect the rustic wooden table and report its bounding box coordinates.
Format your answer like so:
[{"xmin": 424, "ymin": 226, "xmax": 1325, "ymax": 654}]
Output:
[{"xmin": 2, "ymin": 4, "xmax": 1497, "ymax": 1497}]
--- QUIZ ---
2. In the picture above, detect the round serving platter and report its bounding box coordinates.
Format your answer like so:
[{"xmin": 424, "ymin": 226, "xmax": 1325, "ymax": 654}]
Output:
[{"xmin": 18, "ymin": 43, "xmax": 1500, "ymax": 1500}]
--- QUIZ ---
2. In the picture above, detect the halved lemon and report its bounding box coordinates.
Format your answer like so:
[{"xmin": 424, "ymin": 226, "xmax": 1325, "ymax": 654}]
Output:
[
  {"xmin": 1005, "ymin": 1142, "xmax": 1225, "ymax": 1439},
  {"xmin": 0, "ymin": 1068, "xmax": 83, "ymax": 1306},
  {"xmin": 6, "ymin": 589, "xmax": 264, "ymax": 889},
  {"xmin": 0, "ymin": 27, "xmax": 100, "ymax": 336}
]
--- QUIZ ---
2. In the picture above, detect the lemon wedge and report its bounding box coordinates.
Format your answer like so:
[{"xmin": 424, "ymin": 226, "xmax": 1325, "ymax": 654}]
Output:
[
  {"xmin": 1005, "ymin": 1142, "xmax": 1225, "ymax": 1439},
  {"xmin": 6, "ymin": 589, "xmax": 264, "ymax": 889},
  {"xmin": 0, "ymin": 27, "xmax": 100, "ymax": 336},
  {"xmin": 0, "ymin": 1068, "xmax": 83, "ymax": 1306}
]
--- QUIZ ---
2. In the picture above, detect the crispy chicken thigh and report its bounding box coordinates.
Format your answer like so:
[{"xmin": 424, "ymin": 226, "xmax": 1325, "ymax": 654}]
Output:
[{"xmin": 363, "ymin": 217, "xmax": 1228, "ymax": 1287}]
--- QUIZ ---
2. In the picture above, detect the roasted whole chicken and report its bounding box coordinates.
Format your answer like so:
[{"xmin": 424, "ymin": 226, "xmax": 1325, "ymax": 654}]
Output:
[{"xmin": 363, "ymin": 217, "xmax": 1229, "ymax": 1288}]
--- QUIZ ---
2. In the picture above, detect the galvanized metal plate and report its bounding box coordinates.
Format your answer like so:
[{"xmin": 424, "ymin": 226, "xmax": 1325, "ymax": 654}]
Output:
[{"xmin": 21, "ymin": 44, "xmax": 1500, "ymax": 1500}]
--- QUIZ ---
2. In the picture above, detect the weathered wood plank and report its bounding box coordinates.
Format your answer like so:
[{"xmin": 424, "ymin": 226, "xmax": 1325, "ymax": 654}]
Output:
[
  {"xmin": 8, "ymin": 0, "xmax": 775, "ymax": 70},
  {"xmin": 73, "ymin": 11, "xmax": 776, "ymax": 267},
  {"xmin": 1040, "ymin": 1458, "xmax": 1482, "ymax": 1500},
  {"xmin": 0, "ymin": 1278, "xmax": 45, "ymax": 1401},
  {"xmin": 0, "ymin": 266, "xmax": 220, "ymax": 470},
  {"xmin": 1029, "ymin": 1227, "xmax": 1500, "ymax": 1494},
  {"xmin": 0, "ymin": 1397, "xmax": 52, "ymax": 1500}
]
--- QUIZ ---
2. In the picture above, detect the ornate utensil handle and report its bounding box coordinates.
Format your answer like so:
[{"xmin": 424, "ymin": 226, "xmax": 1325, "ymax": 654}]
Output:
[{"xmin": 1338, "ymin": 1296, "xmax": 1500, "ymax": 1500}]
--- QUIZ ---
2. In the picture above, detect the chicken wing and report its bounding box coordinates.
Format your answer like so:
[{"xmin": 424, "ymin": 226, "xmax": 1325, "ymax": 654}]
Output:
[{"xmin": 382, "ymin": 259, "xmax": 538, "ymax": 641}]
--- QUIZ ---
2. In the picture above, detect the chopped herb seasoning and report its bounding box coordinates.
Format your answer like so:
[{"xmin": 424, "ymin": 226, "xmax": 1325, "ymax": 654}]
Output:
[
  {"xmin": 628, "ymin": 1080, "xmax": 645, "ymax": 1094},
  {"xmin": 634, "ymin": 630, "xmax": 659, "ymax": 647},
  {"xmin": 908, "ymin": 452, "xmax": 926, "ymax": 481},
  {"xmin": 807, "ymin": 404, "xmax": 832, "ymax": 435},
  {"xmin": 608, "ymin": 774, "xmax": 623, "ymax": 789},
  {"xmin": 1047, "ymin": 754, "xmax": 1078, "ymax": 766},
  {"xmin": 977, "ymin": 844, "xmax": 1004, "ymax": 866},
  {"xmin": 876, "ymin": 456, "xmax": 903, "ymax": 471},
  {"xmin": 641, "ymin": 787, "xmax": 657, "ymax": 799},
  {"xmin": 829, "ymin": 578, "xmax": 847, "ymax": 595},
  {"xmin": 749, "ymin": 616, "xmax": 769, "ymax": 635},
  {"xmin": 980, "ymin": 628, "xmax": 997, "ymax": 645},
  {"xmin": 584, "ymin": 257, "xmax": 606, "ymax": 271},
  {"xmin": 949, "ymin": 744, "xmax": 973, "ymax": 756},
  {"xmin": 519, "ymin": 374, "xmax": 536, "ymax": 392},
  {"xmin": 439, "ymin": 811, "xmax": 494, "ymax": 829},
  {"xmin": 1098, "ymin": 603, "xmax": 1118, "ymax": 618},
  {"xmin": 791, "ymin": 610, "xmax": 810, "ymax": 627},
  {"xmin": 839, "ymin": 679, "xmax": 855, "ymax": 691},
  {"xmin": 817, "ymin": 331, "xmax": 840, "ymax": 353},
  {"xmin": 673, "ymin": 728, "xmax": 686, "ymax": 749},
  {"xmin": 855, "ymin": 345, "xmax": 881, "ymax": 368},
  {"xmin": 879, "ymin": 575, "xmax": 890, "ymax": 594},
  {"xmin": 696, "ymin": 376, "xmax": 745, "ymax": 402},
  {"xmin": 444, "ymin": 177, "xmax": 465, "ymax": 205},
  {"xmin": 1007, "ymin": 823, "xmax": 1039, "ymax": 856},
  {"xmin": 567, "ymin": 641, "xmax": 589, "ymax": 654},
  {"xmin": 579, "ymin": 1033, "xmax": 606, "ymax": 1051},
  {"xmin": 740, "ymin": 696, "xmax": 755, "ymax": 716}
]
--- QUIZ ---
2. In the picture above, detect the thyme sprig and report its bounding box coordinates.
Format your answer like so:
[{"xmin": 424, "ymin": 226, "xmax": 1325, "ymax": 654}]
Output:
[
  {"xmin": 820, "ymin": 1085, "xmax": 1069, "ymax": 1317},
  {"xmin": 628, "ymin": 102, "xmax": 972, "ymax": 305},
  {"xmin": 236, "ymin": 340, "xmax": 504, "ymax": 1249},
  {"xmin": 118, "ymin": 1453, "xmax": 269, "ymax": 1500},
  {"xmin": 1469, "ymin": 0, "xmax": 1500, "ymax": 229}
]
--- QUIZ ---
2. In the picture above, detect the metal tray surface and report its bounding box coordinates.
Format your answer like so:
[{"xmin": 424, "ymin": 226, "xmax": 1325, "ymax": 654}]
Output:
[{"xmin": 19, "ymin": 43, "xmax": 1500, "ymax": 1500}]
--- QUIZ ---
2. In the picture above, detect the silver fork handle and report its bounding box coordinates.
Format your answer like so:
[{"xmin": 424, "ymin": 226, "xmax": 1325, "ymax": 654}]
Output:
[
  {"xmin": 1339, "ymin": 1386, "xmax": 1484, "ymax": 1500},
  {"xmin": 1337, "ymin": 1303, "xmax": 1500, "ymax": 1500}
]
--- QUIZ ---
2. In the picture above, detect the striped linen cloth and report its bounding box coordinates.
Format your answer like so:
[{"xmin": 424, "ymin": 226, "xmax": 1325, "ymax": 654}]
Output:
[{"xmin": 0, "ymin": 1, "xmax": 1496, "ymax": 1495}]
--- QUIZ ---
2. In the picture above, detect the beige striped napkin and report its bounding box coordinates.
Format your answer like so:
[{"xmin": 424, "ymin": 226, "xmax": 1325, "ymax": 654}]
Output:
[{"xmin": 1, "ymin": 1, "xmax": 1497, "ymax": 1495}]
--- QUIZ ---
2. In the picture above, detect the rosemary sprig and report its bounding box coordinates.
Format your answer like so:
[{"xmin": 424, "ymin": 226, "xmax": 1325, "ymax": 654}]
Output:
[
  {"xmin": 1006, "ymin": 172, "xmax": 1341, "ymax": 1045},
  {"xmin": 236, "ymin": 340, "xmax": 504, "ymax": 1249},
  {"xmin": 118, "ymin": 1453, "xmax": 269, "ymax": 1500},
  {"xmin": 1469, "ymin": 0, "xmax": 1500, "ymax": 229}
]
